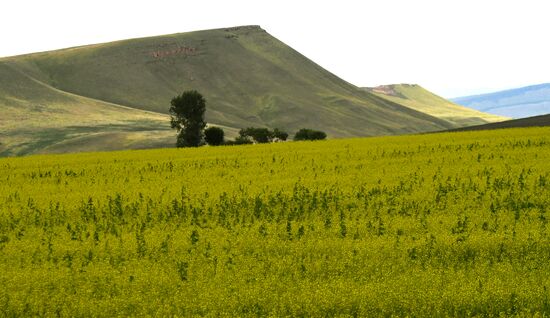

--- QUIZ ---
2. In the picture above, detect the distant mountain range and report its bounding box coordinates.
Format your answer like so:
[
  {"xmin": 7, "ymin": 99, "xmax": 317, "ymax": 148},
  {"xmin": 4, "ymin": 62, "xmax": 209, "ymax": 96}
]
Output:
[
  {"xmin": 452, "ymin": 83, "xmax": 550, "ymax": 119},
  {"xmin": 0, "ymin": 26, "xmax": 505, "ymax": 156}
]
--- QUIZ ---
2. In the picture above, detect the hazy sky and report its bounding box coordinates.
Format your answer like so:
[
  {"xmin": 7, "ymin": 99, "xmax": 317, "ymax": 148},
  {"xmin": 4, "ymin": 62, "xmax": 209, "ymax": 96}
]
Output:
[{"xmin": 1, "ymin": 0, "xmax": 549, "ymax": 97}]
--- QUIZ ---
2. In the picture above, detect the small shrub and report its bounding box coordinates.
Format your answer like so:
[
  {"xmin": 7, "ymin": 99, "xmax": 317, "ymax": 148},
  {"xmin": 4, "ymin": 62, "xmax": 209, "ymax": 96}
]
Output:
[
  {"xmin": 272, "ymin": 128, "xmax": 289, "ymax": 141},
  {"xmin": 233, "ymin": 136, "xmax": 253, "ymax": 145},
  {"xmin": 293, "ymin": 128, "xmax": 327, "ymax": 141},
  {"xmin": 204, "ymin": 127, "xmax": 225, "ymax": 146}
]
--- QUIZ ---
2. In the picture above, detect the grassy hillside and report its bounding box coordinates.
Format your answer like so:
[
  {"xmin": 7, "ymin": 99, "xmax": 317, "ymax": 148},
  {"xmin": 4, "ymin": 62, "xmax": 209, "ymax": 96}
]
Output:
[
  {"xmin": 448, "ymin": 113, "xmax": 550, "ymax": 132},
  {"xmin": 365, "ymin": 84, "xmax": 508, "ymax": 127},
  {"xmin": 452, "ymin": 83, "xmax": 550, "ymax": 118},
  {"xmin": 0, "ymin": 61, "xmax": 179, "ymax": 156},
  {"xmin": 1, "ymin": 26, "xmax": 456, "ymax": 156},
  {"xmin": 0, "ymin": 127, "xmax": 549, "ymax": 316}
]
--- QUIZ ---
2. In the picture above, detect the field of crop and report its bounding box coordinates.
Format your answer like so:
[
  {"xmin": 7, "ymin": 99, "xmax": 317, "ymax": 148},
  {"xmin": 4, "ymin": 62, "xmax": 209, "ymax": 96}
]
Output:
[{"xmin": 0, "ymin": 127, "xmax": 549, "ymax": 316}]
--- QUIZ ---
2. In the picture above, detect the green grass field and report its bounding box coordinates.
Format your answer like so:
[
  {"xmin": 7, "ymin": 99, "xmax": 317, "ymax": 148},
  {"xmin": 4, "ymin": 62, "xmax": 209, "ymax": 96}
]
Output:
[{"xmin": 1, "ymin": 127, "xmax": 548, "ymax": 316}]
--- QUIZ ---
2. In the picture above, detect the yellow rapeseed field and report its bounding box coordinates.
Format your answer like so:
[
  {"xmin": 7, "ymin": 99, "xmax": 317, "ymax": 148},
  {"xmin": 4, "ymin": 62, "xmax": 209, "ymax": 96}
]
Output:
[{"xmin": 0, "ymin": 127, "xmax": 549, "ymax": 316}]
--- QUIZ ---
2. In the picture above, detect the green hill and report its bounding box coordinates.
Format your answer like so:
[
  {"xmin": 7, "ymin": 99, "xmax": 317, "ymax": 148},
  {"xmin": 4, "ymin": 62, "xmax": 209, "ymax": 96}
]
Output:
[
  {"xmin": 1, "ymin": 26, "xmax": 458, "ymax": 156},
  {"xmin": 365, "ymin": 84, "xmax": 508, "ymax": 127},
  {"xmin": 0, "ymin": 61, "xmax": 173, "ymax": 156}
]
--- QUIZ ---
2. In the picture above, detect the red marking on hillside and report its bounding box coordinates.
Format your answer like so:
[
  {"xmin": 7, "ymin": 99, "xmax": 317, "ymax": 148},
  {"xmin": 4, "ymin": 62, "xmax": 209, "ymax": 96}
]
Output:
[
  {"xmin": 371, "ymin": 85, "xmax": 398, "ymax": 97},
  {"xmin": 151, "ymin": 47, "xmax": 197, "ymax": 58}
]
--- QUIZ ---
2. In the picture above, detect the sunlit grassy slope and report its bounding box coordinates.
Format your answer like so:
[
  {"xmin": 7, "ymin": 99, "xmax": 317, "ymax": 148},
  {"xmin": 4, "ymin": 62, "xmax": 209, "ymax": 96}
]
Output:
[
  {"xmin": 1, "ymin": 26, "xmax": 457, "ymax": 156},
  {"xmin": 0, "ymin": 61, "xmax": 178, "ymax": 156},
  {"xmin": 365, "ymin": 84, "xmax": 508, "ymax": 127},
  {"xmin": 0, "ymin": 127, "xmax": 549, "ymax": 316}
]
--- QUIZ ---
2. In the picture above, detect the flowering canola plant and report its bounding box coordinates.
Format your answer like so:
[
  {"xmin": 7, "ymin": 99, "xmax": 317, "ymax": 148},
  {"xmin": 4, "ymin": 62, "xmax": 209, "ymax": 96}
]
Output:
[{"xmin": 0, "ymin": 127, "xmax": 549, "ymax": 316}]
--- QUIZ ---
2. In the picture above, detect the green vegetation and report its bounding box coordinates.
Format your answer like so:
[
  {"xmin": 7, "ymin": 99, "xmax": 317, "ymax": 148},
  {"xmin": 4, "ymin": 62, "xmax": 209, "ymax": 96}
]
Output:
[
  {"xmin": 0, "ymin": 127, "xmax": 548, "ymax": 316},
  {"xmin": 238, "ymin": 127, "xmax": 289, "ymax": 143},
  {"xmin": 169, "ymin": 90, "xmax": 207, "ymax": 147},
  {"xmin": 230, "ymin": 135, "xmax": 254, "ymax": 145},
  {"xmin": 272, "ymin": 128, "xmax": 289, "ymax": 141},
  {"xmin": 365, "ymin": 84, "xmax": 508, "ymax": 127},
  {"xmin": 204, "ymin": 126, "xmax": 225, "ymax": 146},
  {"xmin": 239, "ymin": 127, "xmax": 273, "ymax": 143},
  {"xmin": 1, "ymin": 26, "xmax": 465, "ymax": 156},
  {"xmin": 294, "ymin": 128, "xmax": 327, "ymax": 141}
]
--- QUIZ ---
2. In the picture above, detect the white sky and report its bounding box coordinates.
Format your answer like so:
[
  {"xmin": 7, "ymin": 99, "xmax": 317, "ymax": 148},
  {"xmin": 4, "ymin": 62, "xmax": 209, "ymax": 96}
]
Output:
[{"xmin": 1, "ymin": 0, "xmax": 549, "ymax": 97}]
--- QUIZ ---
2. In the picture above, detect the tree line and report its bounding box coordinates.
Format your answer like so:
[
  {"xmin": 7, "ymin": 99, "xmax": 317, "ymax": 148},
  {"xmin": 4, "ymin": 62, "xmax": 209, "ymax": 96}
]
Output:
[{"xmin": 170, "ymin": 90, "xmax": 326, "ymax": 147}]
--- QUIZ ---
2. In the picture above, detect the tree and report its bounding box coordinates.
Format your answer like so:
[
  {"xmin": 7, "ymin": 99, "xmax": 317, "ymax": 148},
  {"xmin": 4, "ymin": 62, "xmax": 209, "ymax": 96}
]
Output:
[
  {"xmin": 233, "ymin": 136, "xmax": 253, "ymax": 145},
  {"xmin": 293, "ymin": 128, "xmax": 327, "ymax": 141},
  {"xmin": 204, "ymin": 126, "xmax": 225, "ymax": 146},
  {"xmin": 169, "ymin": 90, "xmax": 206, "ymax": 147},
  {"xmin": 272, "ymin": 128, "xmax": 288, "ymax": 141},
  {"xmin": 239, "ymin": 127, "xmax": 273, "ymax": 143}
]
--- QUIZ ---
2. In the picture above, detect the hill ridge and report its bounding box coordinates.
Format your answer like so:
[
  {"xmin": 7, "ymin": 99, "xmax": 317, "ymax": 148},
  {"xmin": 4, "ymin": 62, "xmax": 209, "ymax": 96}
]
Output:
[{"xmin": 0, "ymin": 25, "xmax": 266, "ymax": 61}]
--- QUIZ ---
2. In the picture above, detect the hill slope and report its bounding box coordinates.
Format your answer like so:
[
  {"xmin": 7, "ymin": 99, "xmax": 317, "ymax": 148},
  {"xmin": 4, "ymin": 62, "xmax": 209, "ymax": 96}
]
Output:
[
  {"xmin": 364, "ymin": 84, "xmax": 508, "ymax": 127},
  {"xmin": 447, "ymin": 114, "xmax": 550, "ymax": 132},
  {"xmin": 452, "ymin": 83, "xmax": 550, "ymax": 118},
  {"xmin": 1, "ymin": 26, "xmax": 456, "ymax": 156},
  {"xmin": 0, "ymin": 61, "xmax": 179, "ymax": 156}
]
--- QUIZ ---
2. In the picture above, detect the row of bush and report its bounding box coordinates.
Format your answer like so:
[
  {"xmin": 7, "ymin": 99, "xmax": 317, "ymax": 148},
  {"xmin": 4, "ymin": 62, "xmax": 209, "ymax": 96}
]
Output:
[
  {"xmin": 170, "ymin": 90, "xmax": 326, "ymax": 148},
  {"xmin": 204, "ymin": 127, "xmax": 326, "ymax": 146}
]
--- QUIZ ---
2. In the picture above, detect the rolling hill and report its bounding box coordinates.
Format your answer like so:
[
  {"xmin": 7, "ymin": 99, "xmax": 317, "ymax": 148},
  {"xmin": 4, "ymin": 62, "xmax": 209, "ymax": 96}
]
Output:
[
  {"xmin": 364, "ymin": 84, "xmax": 508, "ymax": 127},
  {"xmin": 0, "ymin": 60, "xmax": 176, "ymax": 156},
  {"xmin": 452, "ymin": 83, "xmax": 550, "ymax": 118},
  {"xmin": 2, "ymin": 25, "xmax": 484, "ymax": 156}
]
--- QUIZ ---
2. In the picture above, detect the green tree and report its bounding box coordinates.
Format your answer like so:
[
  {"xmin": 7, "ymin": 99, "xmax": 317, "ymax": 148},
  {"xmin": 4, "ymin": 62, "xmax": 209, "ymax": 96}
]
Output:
[
  {"xmin": 239, "ymin": 127, "xmax": 273, "ymax": 143},
  {"xmin": 169, "ymin": 90, "xmax": 206, "ymax": 147},
  {"xmin": 204, "ymin": 127, "xmax": 225, "ymax": 146},
  {"xmin": 272, "ymin": 128, "xmax": 289, "ymax": 141},
  {"xmin": 231, "ymin": 136, "xmax": 253, "ymax": 145},
  {"xmin": 294, "ymin": 128, "xmax": 327, "ymax": 141}
]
